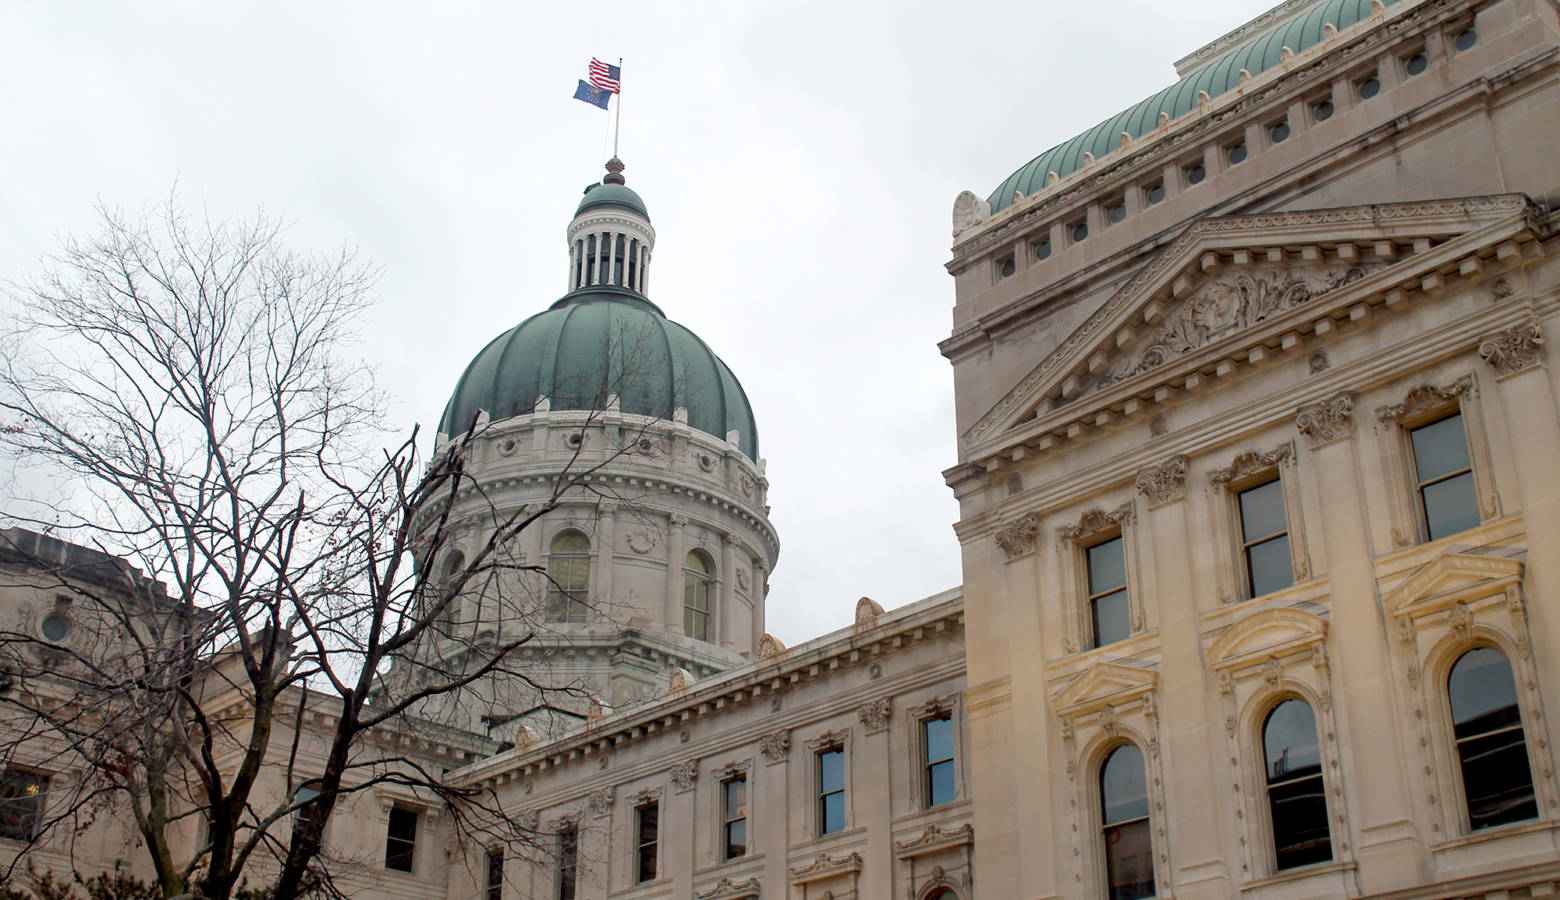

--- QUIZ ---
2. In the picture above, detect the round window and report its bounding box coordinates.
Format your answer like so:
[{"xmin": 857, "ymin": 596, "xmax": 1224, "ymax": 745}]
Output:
[
  {"xmin": 1034, "ymin": 241, "xmax": 1052, "ymax": 261},
  {"xmin": 1313, "ymin": 99, "xmax": 1334, "ymax": 122},
  {"xmin": 1270, "ymin": 121, "xmax": 1290, "ymax": 143},
  {"xmin": 1227, "ymin": 143, "xmax": 1248, "ymax": 165},
  {"xmin": 999, "ymin": 258, "xmax": 1016, "ymax": 278},
  {"xmin": 1107, "ymin": 204, "xmax": 1126, "ymax": 224},
  {"xmin": 1145, "ymin": 183, "xmax": 1165, "ymax": 205},
  {"xmin": 1405, "ymin": 53, "xmax": 1429, "ymax": 76},
  {"xmin": 1185, "ymin": 163, "xmax": 1207, "ymax": 185},
  {"xmin": 1454, "ymin": 27, "xmax": 1477, "ymax": 52},
  {"xmin": 1358, "ymin": 76, "xmax": 1381, "ymax": 99},
  {"xmin": 41, "ymin": 613, "xmax": 70, "ymax": 642},
  {"xmin": 1071, "ymin": 223, "xmax": 1089, "ymax": 243}
]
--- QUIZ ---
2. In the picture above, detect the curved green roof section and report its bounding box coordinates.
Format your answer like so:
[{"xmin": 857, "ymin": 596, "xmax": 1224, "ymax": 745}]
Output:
[
  {"xmin": 576, "ymin": 182, "xmax": 649, "ymax": 219},
  {"xmin": 987, "ymin": 0, "xmax": 1398, "ymax": 212},
  {"xmin": 439, "ymin": 287, "xmax": 759, "ymax": 460}
]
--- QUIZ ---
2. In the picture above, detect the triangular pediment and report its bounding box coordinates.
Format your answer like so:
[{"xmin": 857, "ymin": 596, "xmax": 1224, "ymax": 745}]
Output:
[
  {"xmin": 1208, "ymin": 607, "xmax": 1327, "ymax": 670},
  {"xmin": 1052, "ymin": 660, "xmax": 1158, "ymax": 716},
  {"xmin": 1384, "ymin": 551, "xmax": 1523, "ymax": 618},
  {"xmin": 961, "ymin": 195, "xmax": 1536, "ymax": 457}
]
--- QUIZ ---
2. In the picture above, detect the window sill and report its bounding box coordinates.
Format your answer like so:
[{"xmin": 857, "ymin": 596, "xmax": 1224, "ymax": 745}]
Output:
[
  {"xmin": 1241, "ymin": 858, "xmax": 1355, "ymax": 890},
  {"xmin": 1430, "ymin": 815, "xmax": 1558, "ymax": 853}
]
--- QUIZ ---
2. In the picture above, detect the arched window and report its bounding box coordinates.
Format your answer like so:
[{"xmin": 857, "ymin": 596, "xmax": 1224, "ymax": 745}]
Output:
[
  {"xmin": 683, "ymin": 550, "xmax": 714, "ymax": 641},
  {"xmin": 1448, "ymin": 647, "xmax": 1536, "ymax": 829},
  {"xmin": 1100, "ymin": 744, "xmax": 1153, "ymax": 900},
  {"xmin": 1263, "ymin": 699, "xmax": 1331, "ymax": 870},
  {"xmin": 547, "ymin": 532, "xmax": 590, "ymax": 624},
  {"xmin": 436, "ymin": 551, "xmax": 464, "ymax": 633}
]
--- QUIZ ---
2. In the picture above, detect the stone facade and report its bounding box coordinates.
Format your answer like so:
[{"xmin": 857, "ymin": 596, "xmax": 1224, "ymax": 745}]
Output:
[{"xmin": 943, "ymin": 0, "xmax": 1560, "ymax": 896}]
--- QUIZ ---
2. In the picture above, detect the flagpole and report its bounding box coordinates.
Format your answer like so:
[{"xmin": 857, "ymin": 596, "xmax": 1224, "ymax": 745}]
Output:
[{"xmin": 612, "ymin": 57, "xmax": 623, "ymax": 159}]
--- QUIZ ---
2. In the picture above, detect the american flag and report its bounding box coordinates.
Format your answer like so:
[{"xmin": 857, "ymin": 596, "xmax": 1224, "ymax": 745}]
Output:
[{"xmin": 588, "ymin": 59, "xmax": 621, "ymax": 94}]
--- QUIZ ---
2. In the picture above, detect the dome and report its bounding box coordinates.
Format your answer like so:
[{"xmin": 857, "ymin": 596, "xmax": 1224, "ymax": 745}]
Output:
[
  {"xmin": 576, "ymin": 182, "xmax": 649, "ymax": 219},
  {"xmin": 438, "ymin": 287, "xmax": 759, "ymax": 459}
]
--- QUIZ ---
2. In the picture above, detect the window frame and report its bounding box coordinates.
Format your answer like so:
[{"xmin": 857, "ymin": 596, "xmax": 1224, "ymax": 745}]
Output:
[
  {"xmin": 909, "ymin": 694, "xmax": 963, "ymax": 811},
  {"xmin": 556, "ymin": 821, "xmax": 579, "ymax": 900},
  {"xmin": 0, "ymin": 767, "xmax": 48, "ymax": 843},
  {"xmin": 1407, "ymin": 411, "xmax": 1480, "ymax": 542},
  {"xmin": 1210, "ymin": 443, "xmax": 1310, "ymax": 604},
  {"xmin": 1095, "ymin": 741, "xmax": 1156, "ymax": 900},
  {"xmin": 803, "ymin": 730, "xmax": 851, "ymax": 839},
  {"xmin": 634, "ymin": 800, "xmax": 659, "ymax": 883},
  {"xmin": 721, "ymin": 775, "xmax": 749, "ymax": 860},
  {"xmin": 546, "ymin": 530, "xmax": 592, "ymax": 624},
  {"xmin": 1375, "ymin": 376, "xmax": 1497, "ymax": 547},
  {"xmin": 1444, "ymin": 644, "xmax": 1539, "ymax": 833},
  {"xmin": 1258, "ymin": 696, "xmax": 1335, "ymax": 872},
  {"xmin": 1059, "ymin": 503, "xmax": 1142, "ymax": 655},
  {"xmin": 486, "ymin": 846, "xmax": 504, "ymax": 900},
  {"xmin": 1084, "ymin": 533, "xmax": 1131, "ymax": 649},
  {"xmin": 383, "ymin": 804, "xmax": 419, "ymax": 874},
  {"xmin": 682, "ymin": 549, "xmax": 715, "ymax": 641},
  {"xmin": 922, "ymin": 714, "xmax": 956, "ymax": 809}
]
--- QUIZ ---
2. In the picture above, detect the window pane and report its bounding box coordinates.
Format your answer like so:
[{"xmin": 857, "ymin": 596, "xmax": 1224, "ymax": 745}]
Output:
[
  {"xmin": 1411, "ymin": 414, "xmax": 1471, "ymax": 481},
  {"xmin": 925, "ymin": 716, "xmax": 954, "ymax": 764},
  {"xmin": 1269, "ymin": 775, "xmax": 1332, "ymax": 869},
  {"xmin": 1087, "ymin": 538, "xmax": 1126, "ymax": 594},
  {"xmin": 1092, "ymin": 588, "xmax": 1130, "ymax": 647},
  {"xmin": 726, "ymin": 779, "xmax": 747, "ymax": 820},
  {"xmin": 637, "ymin": 805, "xmax": 658, "ymax": 882},
  {"xmin": 1238, "ymin": 480, "xmax": 1286, "ymax": 543},
  {"xmin": 385, "ymin": 807, "xmax": 417, "ymax": 872},
  {"xmin": 819, "ymin": 750, "xmax": 844, "ymax": 793},
  {"xmin": 822, "ymin": 791, "xmax": 845, "ymax": 834},
  {"xmin": 1103, "ymin": 817, "xmax": 1154, "ymax": 900},
  {"xmin": 1422, "ymin": 472, "xmax": 1479, "ymax": 540},
  {"xmin": 1247, "ymin": 535, "xmax": 1294, "ymax": 597},
  {"xmin": 1458, "ymin": 728, "xmax": 1538, "ymax": 829},
  {"xmin": 487, "ymin": 848, "xmax": 504, "ymax": 899},
  {"xmin": 928, "ymin": 759, "xmax": 956, "ymax": 806},
  {"xmin": 1263, "ymin": 700, "xmax": 1322, "ymax": 784},
  {"xmin": 1100, "ymin": 745, "xmax": 1148, "ymax": 825},
  {"xmin": 725, "ymin": 818, "xmax": 747, "ymax": 857},
  {"xmin": 1449, "ymin": 648, "xmax": 1522, "ymax": 737},
  {"xmin": 0, "ymin": 770, "xmax": 46, "ymax": 842}
]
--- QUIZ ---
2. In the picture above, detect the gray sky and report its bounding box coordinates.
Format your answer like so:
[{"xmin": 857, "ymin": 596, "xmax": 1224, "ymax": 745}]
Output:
[{"xmin": 3, "ymin": 0, "xmax": 1274, "ymax": 645}]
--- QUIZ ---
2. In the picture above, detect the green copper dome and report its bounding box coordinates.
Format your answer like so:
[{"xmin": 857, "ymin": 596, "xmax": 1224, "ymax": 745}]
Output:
[
  {"xmin": 987, "ymin": 0, "xmax": 1400, "ymax": 212},
  {"xmin": 439, "ymin": 287, "xmax": 759, "ymax": 459},
  {"xmin": 576, "ymin": 182, "xmax": 649, "ymax": 219}
]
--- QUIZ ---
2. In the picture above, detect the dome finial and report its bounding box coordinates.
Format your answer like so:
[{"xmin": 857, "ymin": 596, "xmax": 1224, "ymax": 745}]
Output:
[{"xmin": 603, "ymin": 157, "xmax": 626, "ymax": 185}]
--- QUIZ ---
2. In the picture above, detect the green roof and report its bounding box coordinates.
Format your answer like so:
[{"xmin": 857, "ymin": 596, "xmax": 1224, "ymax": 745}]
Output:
[
  {"xmin": 576, "ymin": 182, "xmax": 649, "ymax": 219},
  {"xmin": 439, "ymin": 288, "xmax": 759, "ymax": 459},
  {"xmin": 987, "ymin": 0, "xmax": 1400, "ymax": 212}
]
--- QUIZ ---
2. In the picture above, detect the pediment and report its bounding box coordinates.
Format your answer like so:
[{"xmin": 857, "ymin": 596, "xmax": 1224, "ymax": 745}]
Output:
[
  {"xmin": 962, "ymin": 195, "xmax": 1536, "ymax": 457},
  {"xmin": 1383, "ymin": 551, "xmax": 1523, "ymax": 618},
  {"xmin": 1208, "ymin": 607, "xmax": 1327, "ymax": 670},
  {"xmin": 1052, "ymin": 660, "xmax": 1158, "ymax": 716}
]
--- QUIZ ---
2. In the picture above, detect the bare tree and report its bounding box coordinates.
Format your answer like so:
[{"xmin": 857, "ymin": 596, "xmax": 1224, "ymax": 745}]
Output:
[{"xmin": 0, "ymin": 198, "xmax": 668, "ymax": 899}]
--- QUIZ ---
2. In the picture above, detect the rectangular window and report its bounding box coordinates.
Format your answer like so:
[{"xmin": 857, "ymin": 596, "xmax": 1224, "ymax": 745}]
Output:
[
  {"xmin": 1410, "ymin": 413, "xmax": 1480, "ymax": 540},
  {"xmin": 924, "ymin": 715, "xmax": 955, "ymax": 807},
  {"xmin": 1238, "ymin": 478, "xmax": 1293, "ymax": 597},
  {"xmin": 1086, "ymin": 536, "xmax": 1129, "ymax": 648},
  {"xmin": 557, "ymin": 825, "xmax": 578, "ymax": 900},
  {"xmin": 384, "ymin": 806, "xmax": 417, "ymax": 873},
  {"xmin": 636, "ymin": 803, "xmax": 658, "ymax": 883},
  {"xmin": 0, "ymin": 768, "xmax": 48, "ymax": 842},
  {"xmin": 486, "ymin": 847, "xmax": 504, "ymax": 900},
  {"xmin": 723, "ymin": 778, "xmax": 748, "ymax": 859},
  {"xmin": 818, "ymin": 748, "xmax": 845, "ymax": 835}
]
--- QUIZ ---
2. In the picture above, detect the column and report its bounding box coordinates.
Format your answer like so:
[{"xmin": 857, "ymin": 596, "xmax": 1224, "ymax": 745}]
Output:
[
  {"xmin": 719, "ymin": 535, "xmax": 737, "ymax": 649},
  {"xmin": 750, "ymin": 559, "xmax": 767, "ymax": 651},
  {"xmin": 593, "ymin": 232, "xmax": 606, "ymax": 286},
  {"xmin": 1312, "ymin": 434, "xmax": 1420, "ymax": 888},
  {"xmin": 596, "ymin": 502, "xmax": 617, "ymax": 620},
  {"xmin": 664, "ymin": 515, "xmax": 686, "ymax": 634}
]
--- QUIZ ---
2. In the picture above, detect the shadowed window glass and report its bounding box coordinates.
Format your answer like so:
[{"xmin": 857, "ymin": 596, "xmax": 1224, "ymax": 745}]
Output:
[
  {"xmin": 1100, "ymin": 744, "xmax": 1153, "ymax": 900},
  {"xmin": 818, "ymin": 748, "xmax": 845, "ymax": 835},
  {"xmin": 1239, "ymin": 479, "xmax": 1293, "ymax": 597},
  {"xmin": 1409, "ymin": 414, "xmax": 1479, "ymax": 540},
  {"xmin": 1263, "ymin": 699, "xmax": 1331, "ymax": 869},
  {"xmin": 636, "ymin": 803, "xmax": 658, "ymax": 882},
  {"xmin": 683, "ymin": 551, "xmax": 714, "ymax": 641},
  {"xmin": 1087, "ymin": 537, "xmax": 1129, "ymax": 648},
  {"xmin": 1449, "ymin": 647, "xmax": 1536, "ymax": 829},
  {"xmin": 925, "ymin": 715, "xmax": 955, "ymax": 807},
  {"xmin": 724, "ymin": 778, "xmax": 748, "ymax": 859},
  {"xmin": 384, "ymin": 806, "xmax": 417, "ymax": 872}
]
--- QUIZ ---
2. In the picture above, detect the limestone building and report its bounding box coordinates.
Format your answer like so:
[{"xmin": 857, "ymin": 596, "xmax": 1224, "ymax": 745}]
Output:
[
  {"xmin": 3, "ymin": 0, "xmax": 1560, "ymax": 896},
  {"xmin": 942, "ymin": 0, "xmax": 1560, "ymax": 896}
]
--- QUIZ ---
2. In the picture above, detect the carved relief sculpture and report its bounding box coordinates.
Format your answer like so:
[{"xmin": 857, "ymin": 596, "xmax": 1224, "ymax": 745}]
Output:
[
  {"xmin": 759, "ymin": 729, "xmax": 791, "ymax": 763},
  {"xmin": 1209, "ymin": 442, "xmax": 1292, "ymax": 485},
  {"xmin": 756, "ymin": 632, "xmax": 787, "ymax": 661},
  {"xmin": 695, "ymin": 876, "xmax": 762, "ymax": 900},
  {"xmin": 854, "ymin": 596, "xmax": 885, "ymax": 632},
  {"xmin": 1477, "ymin": 321, "xmax": 1544, "ymax": 377},
  {"xmin": 1295, "ymin": 392, "xmax": 1355, "ymax": 445},
  {"xmin": 857, "ymin": 697, "xmax": 892, "ymax": 732},
  {"xmin": 993, "ymin": 511, "xmax": 1043, "ymax": 559},
  {"xmin": 670, "ymin": 760, "xmax": 699, "ymax": 792},
  {"xmin": 1376, "ymin": 376, "xmax": 1473, "ymax": 422},
  {"xmin": 587, "ymin": 786, "xmax": 613, "ymax": 818},
  {"xmin": 1058, "ymin": 502, "xmax": 1134, "ymax": 542},
  {"xmin": 1134, "ymin": 455, "xmax": 1188, "ymax": 506}
]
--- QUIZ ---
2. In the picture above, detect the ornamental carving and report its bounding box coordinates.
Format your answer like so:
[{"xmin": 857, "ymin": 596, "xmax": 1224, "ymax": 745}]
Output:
[
  {"xmin": 1098, "ymin": 267, "xmax": 1365, "ymax": 389},
  {"xmin": 1296, "ymin": 392, "xmax": 1355, "ymax": 445},
  {"xmin": 857, "ymin": 697, "xmax": 892, "ymax": 732},
  {"xmin": 994, "ymin": 511, "xmax": 1043, "ymax": 559},
  {"xmin": 907, "ymin": 693, "xmax": 956, "ymax": 721},
  {"xmin": 711, "ymin": 759, "xmax": 752, "ymax": 782},
  {"xmin": 951, "ymin": 190, "xmax": 992, "ymax": 237},
  {"xmin": 627, "ymin": 530, "xmax": 656, "ymax": 554},
  {"xmin": 1478, "ymin": 321, "xmax": 1544, "ymax": 377},
  {"xmin": 759, "ymin": 729, "xmax": 791, "ymax": 762},
  {"xmin": 627, "ymin": 786, "xmax": 663, "ymax": 808},
  {"xmin": 803, "ymin": 728, "xmax": 849, "ymax": 753},
  {"xmin": 789, "ymin": 850, "xmax": 864, "ymax": 881},
  {"xmin": 670, "ymin": 760, "xmax": 699, "ymax": 792},
  {"xmin": 1209, "ymin": 442, "xmax": 1292, "ymax": 485},
  {"xmin": 854, "ymin": 596, "xmax": 885, "ymax": 633},
  {"xmin": 1307, "ymin": 349, "xmax": 1330, "ymax": 374},
  {"xmin": 587, "ymin": 787, "xmax": 613, "ymax": 818},
  {"xmin": 695, "ymin": 876, "xmax": 762, "ymax": 900},
  {"xmin": 736, "ymin": 567, "xmax": 750, "ymax": 591},
  {"xmin": 1376, "ymin": 376, "xmax": 1474, "ymax": 422},
  {"xmin": 1134, "ymin": 456, "xmax": 1188, "ymax": 506},
  {"xmin": 756, "ymin": 633, "xmax": 787, "ymax": 661},
  {"xmin": 895, "ymin": 822, "xmax": 975, "ymax": 857},
  {"xmin": 1058, "ymin": 502, "xmax": 1134, "ymax": 542},
  {"xmin": 665, "ymin": 667, "xmax": 693, "ymax": 696}
]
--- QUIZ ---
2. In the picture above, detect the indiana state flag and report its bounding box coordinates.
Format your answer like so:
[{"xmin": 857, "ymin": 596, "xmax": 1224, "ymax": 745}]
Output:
[{"xmin": 573, "ymin": 80, "xmax": 611, "ymax": 110}]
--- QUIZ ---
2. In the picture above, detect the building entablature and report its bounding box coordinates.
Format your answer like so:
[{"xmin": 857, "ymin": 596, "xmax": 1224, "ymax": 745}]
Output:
[
  {"xmin": 448, "ymin": 589, "xmax": 964, "ymax": 790},
  {"xmin": 943, "ymin": 0, "xmax": 1546, "ymax": 336},
  {"xmin": 947, "ymin": 196, "xmax": 1550, "ymax": 487}
]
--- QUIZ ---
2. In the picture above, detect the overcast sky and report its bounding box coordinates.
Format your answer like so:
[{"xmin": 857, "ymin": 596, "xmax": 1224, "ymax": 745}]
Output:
[{"xmin": 3, "ymin": 0, "xmax": 1276, "ymax": 646}]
